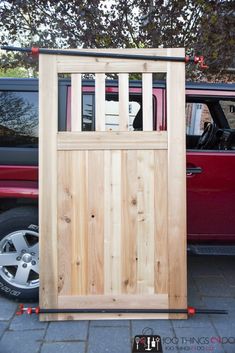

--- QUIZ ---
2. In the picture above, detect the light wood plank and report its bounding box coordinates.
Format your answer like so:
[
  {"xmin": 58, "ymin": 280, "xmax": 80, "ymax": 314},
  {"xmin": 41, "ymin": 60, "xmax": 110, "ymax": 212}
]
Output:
[
  {"xmin": 57, "ymin": 151, "xmax": 73, "ymax": 296},
  {"xmin": 51, "ymin": 313, "xmax": 169, "ymax": 321},
  {"xmin": 121, "ymin": 151, "xmax": 137, "ymax": 294},
  {"xmin": 57, "ymin": 131, "xmax": 168, "ymax": 150},
  {"xmin": 104, "ymin": 151, "xmax": 121, "ymax": 294},
  {"xmin": 56, "ymin": 47, "xmax": 183, "ymax": 58},
  {"xmin": 118, "ymin": 74, "xmax": 129, "ymax": 131},
  {"xmin": 154, "ymin": 150, "xmax": 168, "ymax": 294},
  {"xmin": 56, "ymin": 292, "xmax": 169, "ymax": 324},
  {"xmin": 142, "ymin": 73, "xmax": 153, "ymax": 131},
  {"xmin": 87, "ymin": 151, "xmax": 104, "ymax": 294},
  {"xmin": 59, "ymin": 294, "xmax": 168, "ymax": 309},
  {"xmin": 39, "ymin": 54, "xmax": 58, "ymax": 321},
  {"xmin": 167, "ymin": 49, "xmax": 187, "ymax": 318},
  {"xmin": 57, "ymin": 61, "xmax": 167, "ymax": 74},
  {"xmin": 136, "ymin": 150, "xmax": 155, "ymax": 294},
  {"xmin": 71, "ymin": 74, "xmax": 82, "ymax": 131},
  {"xmin": 57, "ymin": 151, "xmax": 89, "ymax": 296},
  {"xmin": 95, "ymin": 74, "xmax": 105, "ymax": 131},
  {"xmin": 71, "ymin": 151, "xmax": 88, "ymax": 295}
]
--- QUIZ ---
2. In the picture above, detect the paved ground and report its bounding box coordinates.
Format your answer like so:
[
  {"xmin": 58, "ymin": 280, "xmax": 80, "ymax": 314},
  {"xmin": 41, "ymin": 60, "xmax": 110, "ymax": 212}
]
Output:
[{"xmin": 0, "ymin": 255, "xmax": 235, "ymax": 353}]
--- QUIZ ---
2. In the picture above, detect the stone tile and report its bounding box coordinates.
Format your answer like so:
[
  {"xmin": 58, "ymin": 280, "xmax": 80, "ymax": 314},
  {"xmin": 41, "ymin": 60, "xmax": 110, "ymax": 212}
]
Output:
[
  {"xmin": 0, "ymin": 330, "xmax": 44, "ymax": 353},
  {"xmin": 202, "ymin": 296, "xmax": 235, "ymax": 335},
  {"xmin": 41, "ymin": 342, "xmax": 86, "ymax": 353},
  {"xmin": 90, "ymin": 320, "xmax": 129, "ymax": 327},
  {"xmin": 0, "ymin": 300, "xmax": 17, "ymax": 321},
  {"xmin": 0, "ymin": 296, "xmax": 12, "ymax": 304},
  {"xmin": 87, "ymin": 326, "xmax": 130, "ymax": 353},
  {"xmin": 194, "ymin": 276, "xmax": 233, "ymax": 297},
  {"xmin": 9, "ymin": 313, "xmax": 47, "ymax": 331},
  {"xmin": 188, "ymin": 285, "xmax": 204, "ymax": 307},
  {"xmin": 201, "ymin": 296, "xmax": 235, "ymax": 313},
  {"xmin": 171, "ymin": 314, "xmax": 212, "ymax": 329},
  {"xmin": 131, "ymin": 319, "xmax": 173, "ymax": 333},
  {"xmin": 228, "ymin": 285, "xmax": 235, "ymax": 297},
  {"xmin": 45, "ymin": 321, "xmax": 88, "ymax": 341},
  {"xmin": 220, "ymin": 269, "xmax": 235, "ymax": 287},
  {"xmin": 174, "ymin": 326, "xmax": 225, "ymax": 353},
  {"xmin": 0, "ymin": 321, "xmax": 8, "ymax": 339}
]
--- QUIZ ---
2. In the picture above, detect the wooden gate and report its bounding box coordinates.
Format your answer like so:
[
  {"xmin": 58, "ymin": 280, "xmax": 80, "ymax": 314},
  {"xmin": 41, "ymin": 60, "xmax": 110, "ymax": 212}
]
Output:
[{"xmin": 39, "ymin": 48, "xmax": 187, "ymax": 321}]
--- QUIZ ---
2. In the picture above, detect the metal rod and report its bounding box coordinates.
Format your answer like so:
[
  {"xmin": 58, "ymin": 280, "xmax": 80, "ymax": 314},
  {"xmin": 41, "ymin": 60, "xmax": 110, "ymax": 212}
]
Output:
[
  {"xmin": 39, "ymin": 308, "xmax": 227, "ymax": 315},
  {"xmin": 1, "ymin": 45, "xmax": 191, "ymax": 63},
  {"xmin": 39, "ymin": 308, "xmax": 188, "ymax": 314},
  {"xmin": 16, "ymin": 304, "xmax": 227, "ymax": 316}
]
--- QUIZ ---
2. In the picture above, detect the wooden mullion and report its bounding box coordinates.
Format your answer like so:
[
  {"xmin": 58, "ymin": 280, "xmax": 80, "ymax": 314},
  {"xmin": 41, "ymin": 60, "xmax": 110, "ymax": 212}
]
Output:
[
  {"xmin": 95, "ymin": 73, "xmax": 106, "ymax": 131},
  {"xmin": 71, "ymin": 74, "xmax": 82, "ymax": 131}
]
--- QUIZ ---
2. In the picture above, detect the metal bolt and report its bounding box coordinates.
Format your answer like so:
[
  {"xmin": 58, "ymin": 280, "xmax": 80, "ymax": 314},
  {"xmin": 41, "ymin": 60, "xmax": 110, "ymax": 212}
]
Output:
[
  {"xmin": 31, "ymin": 252, "xmax": 35, "ymax": 256},
  {"xmin": 16, "ymin": 256, "xmax": 21, "ymax": 261},
  {"xmin": 31, "ymin": 260, "xmax": 36, "ymax": 266},
  {"xmin": 21, "ymin": 249, "xmax": 26, "ymax": 253},
  {"xmin": 22, "ymin": 263, "xmax": 27, "ymax": 268}
]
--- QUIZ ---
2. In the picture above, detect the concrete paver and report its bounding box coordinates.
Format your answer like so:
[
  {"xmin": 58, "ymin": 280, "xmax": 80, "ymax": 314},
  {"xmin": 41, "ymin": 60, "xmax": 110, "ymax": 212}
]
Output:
[
  {"xmin": 9, "ymin": 313, "xmax": 48, "ymax": 331},
  {"xmin": 41, "ymin": 342, "xmax": 86, "ymax": 353},
  {"xmin": 0, "ymin": 330, "xmax": 45, "ymax": 353},
  {"xmin": 87, "ymin": 326, "xmax": 131, "ymax": 353},
  {"xmin": 45, "ymin": 321, "xmax": 88, "ymax": 341}
]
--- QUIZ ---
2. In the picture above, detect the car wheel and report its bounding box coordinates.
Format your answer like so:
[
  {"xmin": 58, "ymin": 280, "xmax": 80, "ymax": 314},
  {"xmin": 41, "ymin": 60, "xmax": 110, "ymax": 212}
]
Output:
[{"xmin": 0, "ymin": 206, "xmax": 39, "ymax": 302}]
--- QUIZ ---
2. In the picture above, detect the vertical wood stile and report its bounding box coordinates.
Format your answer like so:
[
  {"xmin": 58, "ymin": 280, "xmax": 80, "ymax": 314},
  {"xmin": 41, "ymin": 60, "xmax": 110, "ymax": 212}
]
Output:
[
  {"xmin": 39, "ymin": 54, "xmax": 58, "ymax": 321},
  {"xmin": 166, "ymin": 49, "xmax": 187, "ymax": 318},
  {"xmin": 118, "ymin": 74, "xmax": 129, "ymax": 131},
  {"xmin": 154, "ymin": 150, "xmax": 168, "ymax": 294},
  {"xmin": 88, "ymin": 151, "xmax": 104, "ymax": 294},
  {"xmin": 95, "ymin": 73, "xmax": 106, "ymax": 131},
  {"xmin": 71, "ymin": 74, "xmax": 82, "ymax": 131},
  {"xmin": 136, "ymin": 150, "xmax": 155, "ymax": 294},
  {"xmin": 121, "ymin": 151, "xmax": 137, "ymax": 294},
  {"xmin": 71, "ymin": 151, "xmax": 88, "ymax": 295},
  {"xmin": 142, "ymin": 73, "xmax": 153, "ymax": 131},
  {"xmin": 57, "ymin": 151, "xmax": 73, "ymax": 296},
  {"xmin": 104, "ymin": 151, "xmax": 121, "ymax": 294}
]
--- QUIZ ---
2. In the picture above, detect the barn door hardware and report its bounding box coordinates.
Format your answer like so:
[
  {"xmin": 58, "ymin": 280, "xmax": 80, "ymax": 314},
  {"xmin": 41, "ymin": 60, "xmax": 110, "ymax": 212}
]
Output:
[
  {"xmin": 16, "ymin": 304, "xmax": 227, "ymax": 316},
  {"xmin": 0, "ymin": 46, "xmax": 208, "ymax": 69}
]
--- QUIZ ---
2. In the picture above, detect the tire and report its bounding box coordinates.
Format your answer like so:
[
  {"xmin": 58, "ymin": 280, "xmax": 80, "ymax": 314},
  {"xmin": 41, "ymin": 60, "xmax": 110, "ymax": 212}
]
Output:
[{"xmin": 0, "ymin": 206, "xmax": 39, "ymax": 302}]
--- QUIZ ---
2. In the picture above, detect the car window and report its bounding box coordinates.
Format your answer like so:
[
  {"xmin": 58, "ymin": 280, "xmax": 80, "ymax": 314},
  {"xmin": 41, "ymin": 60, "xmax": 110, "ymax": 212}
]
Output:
[
  {"xmin": 82, "ymin": 94, "xmax": 94, "ymax": 131},
  {"xmin": 0, "ymin": 91, "xmax": 38, "ymax": 147},
  {"xmin": 186, "ymin": 102, "xmax": 213, "ymax": 135},
  {"xmin": 105, "ymin": 100, "xmax": 140, "ymax": 131},
  {"xmin": 219, "ymin": 100, "xmax": 235, "ymax": 128},
  {"xmin": 81, "ymin": 93, "xmax": 141, "ymax": 131}
]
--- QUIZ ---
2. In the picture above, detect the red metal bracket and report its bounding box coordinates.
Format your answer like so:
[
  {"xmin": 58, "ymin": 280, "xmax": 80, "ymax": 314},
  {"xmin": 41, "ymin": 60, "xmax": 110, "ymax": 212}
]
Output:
[
  {"xmin": 16, "ymin": 304, "xmax": 40, "ymax": 315},
  {"xmin": 16, "ymin": 303, "xmax": 24, "ymax": 315},
  {"xmin": 31, "ymin": 47, "xmax": 40, "ymax": 56},
  {"xmin": 187, "ymin": 306, "xmax": 196, "ymax": 316}
]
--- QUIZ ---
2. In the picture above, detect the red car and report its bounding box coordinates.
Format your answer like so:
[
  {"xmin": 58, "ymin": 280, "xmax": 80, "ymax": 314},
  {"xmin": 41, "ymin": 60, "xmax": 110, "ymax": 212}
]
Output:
[{"xmin": 0, "ymin": 78, "xmax": 235, "ymax": 301}]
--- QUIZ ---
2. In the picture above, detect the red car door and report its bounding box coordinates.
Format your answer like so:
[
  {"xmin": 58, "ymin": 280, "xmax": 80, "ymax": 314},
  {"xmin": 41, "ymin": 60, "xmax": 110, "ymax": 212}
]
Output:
[
  {"xmin": 186, "ymin": 94, "xmax": 235, "ymax": 243},
  {"xmin": 187, "ymin": 150, "xmax": 235, "ymax": 242}
]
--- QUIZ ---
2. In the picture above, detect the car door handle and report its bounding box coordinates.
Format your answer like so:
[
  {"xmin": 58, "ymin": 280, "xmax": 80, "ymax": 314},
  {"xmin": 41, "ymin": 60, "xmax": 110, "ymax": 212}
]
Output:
[{"xmin": 186, "ymin": 167, "xmax": 203, "ymax": 176}]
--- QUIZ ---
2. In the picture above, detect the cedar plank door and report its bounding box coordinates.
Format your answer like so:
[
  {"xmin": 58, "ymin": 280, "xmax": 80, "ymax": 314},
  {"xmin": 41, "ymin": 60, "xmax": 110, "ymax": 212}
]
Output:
[{"xmin": 39, "ymin": 48, "xmax": 187, "ymax": 321}]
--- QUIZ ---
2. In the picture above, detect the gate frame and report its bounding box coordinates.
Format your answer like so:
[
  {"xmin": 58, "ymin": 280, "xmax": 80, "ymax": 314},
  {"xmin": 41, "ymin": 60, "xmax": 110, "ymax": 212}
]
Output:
[{"xmin": 39, "ymin": 48, "xmax": 186, "ymax": 321}]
